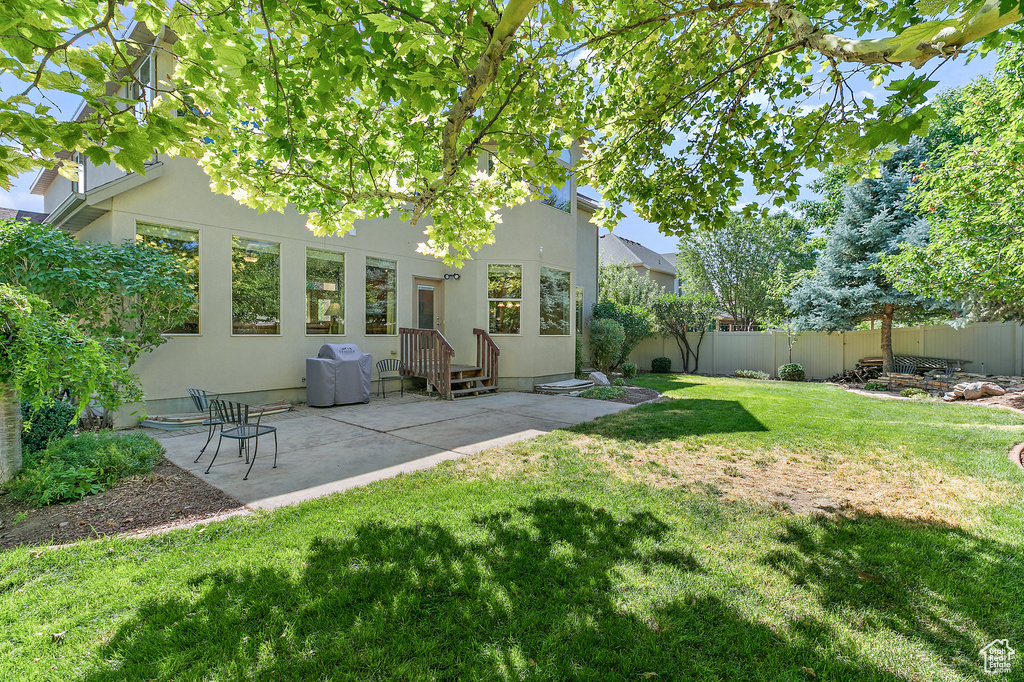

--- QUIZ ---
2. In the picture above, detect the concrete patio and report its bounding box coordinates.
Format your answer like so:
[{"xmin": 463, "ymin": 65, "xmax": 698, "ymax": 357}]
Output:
[{"xmin": 149, "ymin": 392, "xmax": 632, "ymax": 509}]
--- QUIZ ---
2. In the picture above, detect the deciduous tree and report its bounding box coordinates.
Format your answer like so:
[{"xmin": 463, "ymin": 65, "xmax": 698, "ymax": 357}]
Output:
[
  {"xmin": 2, "ymin": 1, "xmax": 1021, "ymax": 262},
  {"xmin": 880, "ymin": 44, "xmax": 1024, "ymax": 321},
  {"xmin": 652, "ymin": 292, "xmax": 719, "ymax": 373},
  {"xmin": 676, "ymin": 211, "xmax": 813, "ymax": 330}
]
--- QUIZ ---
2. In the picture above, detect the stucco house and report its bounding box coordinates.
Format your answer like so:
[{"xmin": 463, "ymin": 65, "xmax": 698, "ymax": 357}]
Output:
[
  {"xmin": 598, "ymin": 233, "xmax": 677, "ymax": 292},
  {"xmin": 25, "ymin": 24, "xmax": 600, "ymax": 421}
]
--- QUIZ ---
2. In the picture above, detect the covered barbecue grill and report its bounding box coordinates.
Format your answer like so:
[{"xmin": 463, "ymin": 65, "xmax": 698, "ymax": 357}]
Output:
[{"xmin": 306, "ymin": 344, "xmax": 372, "ymax": 407}]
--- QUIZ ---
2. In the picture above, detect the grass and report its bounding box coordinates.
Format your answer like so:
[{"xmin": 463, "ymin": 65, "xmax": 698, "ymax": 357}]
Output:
[
  {"xmin": 2, "ymin": 375, "xmax": 1023, "ymax": 680},
  {"xmin": 578, "ymin": 385, "xmax": 626, "ymax": 400}
]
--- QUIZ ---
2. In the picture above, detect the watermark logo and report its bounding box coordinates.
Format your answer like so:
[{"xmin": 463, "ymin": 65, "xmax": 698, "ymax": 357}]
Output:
[{"xmin": 981, "ymin": 639, "xmax": 1016, "ymax": 675}]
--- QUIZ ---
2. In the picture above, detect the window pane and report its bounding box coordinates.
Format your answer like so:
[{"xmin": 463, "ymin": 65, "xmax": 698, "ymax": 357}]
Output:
[
  {"xmin": 540, "ymin": 183, "xmax": 571, "ymax": 213},
  {"xmin": 136, "ymin": 221, "xmax": 199, "ymax": 334},
  {"xmin": 487, "ymin": 264, "xmax": 521, "ymax": 299},
  {"xmin": 489, "ymin": 301, "xmax": 521, "ymax": 335},
  {"xmin": 366, "ymin": 256, "xmax": 397, "ymax": 335},
  {"xmin": 576, "ymin": 286, "xmax": 584, "ymax": 334},
  {"xmin": 307, "ymin": 248, "xmax": 344, "ymax": 335},
  {"xmin": 540, "ymin": 267, "xmax": 570, "ymax": 335},
  {"xmin": 232, "ymin": 236, "xmax": 280, "ymax": 334}
]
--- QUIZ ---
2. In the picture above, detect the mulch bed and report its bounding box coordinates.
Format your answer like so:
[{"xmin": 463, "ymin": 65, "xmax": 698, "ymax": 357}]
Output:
[
  {"xmin": 533, "ymin": 385, "xmax": 661, "ymax": 405},
  {"xmin": 0, "ymin": 458, "xmax": 244, "ymax": 550}
]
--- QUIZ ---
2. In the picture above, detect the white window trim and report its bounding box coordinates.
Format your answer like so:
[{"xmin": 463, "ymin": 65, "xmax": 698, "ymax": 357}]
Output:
[
  {"xmin": 487, "ymin": 262, "xmax": 524, "ymax": 336},
  {"xmin": 136, "ymin": 219, "xmax": 202, "ymax": 337},
  {"xmin": 540, "ymin": 266, "xmax": 572, "ymax": 337},
  {"xmin": 305, "ymin": 246, "xmax": 347, "ymax": 337},
  {"xmin": 230, "ymin": 234, "xmax": 283, "ymax": 337},
  {"xmin": 365, "ymin": 255, "xmax": 398, "ymax": 336}
]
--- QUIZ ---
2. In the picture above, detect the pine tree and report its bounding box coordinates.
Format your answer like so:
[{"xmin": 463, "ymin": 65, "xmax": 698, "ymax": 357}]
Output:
[{"xmin": 788, "ymin": 169, "xmax": 945, "ymax": 372}]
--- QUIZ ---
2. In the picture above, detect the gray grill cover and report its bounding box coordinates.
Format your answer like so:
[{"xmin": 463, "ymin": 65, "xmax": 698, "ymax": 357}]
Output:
[{"xmin": 306, "ymin": 344, "xmax": 372, "ymax": 406}]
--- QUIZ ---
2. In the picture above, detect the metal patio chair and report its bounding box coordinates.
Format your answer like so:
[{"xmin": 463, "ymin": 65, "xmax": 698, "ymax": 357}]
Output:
[
  {"xmin": 187, "ymin": 388, "xmax": 223, "ymax": 460},
  {"xmin": 204, "ymin": 399, "xmax": 278, "ymax": 480},
  {"xmin": 375, "ymin": 358, "xmax": 405, "ymax": 398}
]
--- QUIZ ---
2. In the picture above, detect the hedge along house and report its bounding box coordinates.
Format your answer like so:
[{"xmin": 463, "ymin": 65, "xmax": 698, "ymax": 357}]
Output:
[{"xmin": 29, "ymin": 23, "xmax": 600, "ymax": 423}]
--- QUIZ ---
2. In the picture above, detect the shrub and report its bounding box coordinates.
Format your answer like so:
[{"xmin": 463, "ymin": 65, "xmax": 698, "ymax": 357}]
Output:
[
  {"xmin": 578, "ymin": 386, "xmax": 627, "ymax": 400},
  {"xmin": 901, "ymin": 388, "xmax": 929, "ymax": 398},
  {"xmin": 574, "ymin": 334, "xmax": 583, "ymax": 379},
  {"xmin": 778, "ymin": 363, "xmax": 805, "ymax": 382},
  {"xmin": 6, "ymin": 431, "xmax": 164, "ymax": 506},
  {"xmin": 864, "ymin": 381, "xmax": 888, "ymax": 391},
  {"xmin": 21, "ymin": 400, "xmax": 77, "ymax": 454},
  {"xmin": 621, "ymin": 362, "xmax": 637, "ymax": 380},
  {"xmin": 588, "ymin": 318, "xmax": 625, "ymax": 374},
  {"xmin": 736, "ymin": 369, "xmax": 769, "ymax": 380},
  {"xmin": 651, "ymin": 357, "xmax": 671, "ymax": 373},
  {"xmin": 613, "ymin": 378, "xmax": 626, "ymax": 386},
  {"xmin": 591, "ymin": 301, "xmax": 653, "ymax": 368}
]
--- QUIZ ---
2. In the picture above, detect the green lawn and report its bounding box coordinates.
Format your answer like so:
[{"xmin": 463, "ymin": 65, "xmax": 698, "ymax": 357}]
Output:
[{"xmin": 2, "ymin": 376, "xmax": 1023, "ymax": 681}]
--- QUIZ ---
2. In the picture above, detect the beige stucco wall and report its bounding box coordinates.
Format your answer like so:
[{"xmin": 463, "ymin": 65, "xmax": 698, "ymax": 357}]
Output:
[{"xmin": 67, "ymin": 156, "xmax": 587, "ymax": 416}]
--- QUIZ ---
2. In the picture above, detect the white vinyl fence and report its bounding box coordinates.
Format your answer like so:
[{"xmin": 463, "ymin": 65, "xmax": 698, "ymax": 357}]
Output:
[{"xmin": 628, "ymin": 322, "xmax": 1024, "ymax": 379}]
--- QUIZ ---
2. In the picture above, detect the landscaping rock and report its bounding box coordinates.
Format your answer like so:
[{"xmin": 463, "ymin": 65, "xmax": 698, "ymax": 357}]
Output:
[
  {"xmin": 588, "ymin": 371, "xmax": 611, "ymax": 386},
  {"xmin": 962, "ymin": 381, "xmax": 1006, "ymax": 400}
]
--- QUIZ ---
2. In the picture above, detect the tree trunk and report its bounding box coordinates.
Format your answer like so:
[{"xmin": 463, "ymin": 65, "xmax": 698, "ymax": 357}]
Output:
[
  {"xmin": 0, "ymin": 385, "xmax": 22, "ymax": 484},
  {"xmin": 880, "ymin": 304, "xmax": 895, "ymax": 374}
]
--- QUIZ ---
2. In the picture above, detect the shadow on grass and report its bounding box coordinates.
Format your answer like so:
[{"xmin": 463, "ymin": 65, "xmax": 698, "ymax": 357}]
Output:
[
  {"xmin": 73, "ymin": 499, "xmax": 976, "ymax": 681},
  {"xmin": 572, "ymin": 398, "xmax": 768, "ymax": 443},
  {"xmin": 762, "ymin": 514, "xmax": 1024, "ymax": 681}
]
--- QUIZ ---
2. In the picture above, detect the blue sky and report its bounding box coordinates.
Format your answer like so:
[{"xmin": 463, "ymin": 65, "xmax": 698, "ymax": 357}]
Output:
[{"xmin": 0, "ymin": 44, "xmax": 1000, "ymax": 252}]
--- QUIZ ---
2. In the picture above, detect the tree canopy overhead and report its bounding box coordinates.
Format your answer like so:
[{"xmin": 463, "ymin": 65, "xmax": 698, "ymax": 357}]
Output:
[{"xmin": 2, "ymin": 0, "xmax": 1023, "ymax": 263}]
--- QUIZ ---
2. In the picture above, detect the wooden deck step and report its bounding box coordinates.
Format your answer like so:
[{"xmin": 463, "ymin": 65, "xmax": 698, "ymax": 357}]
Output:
[
  {"xmin": 450, "ymin": 375, "xmax": 490, "ymax": 385},
  {"xmin": 450, "ymin": 385, "xmax": 499, "ymax": 397}
]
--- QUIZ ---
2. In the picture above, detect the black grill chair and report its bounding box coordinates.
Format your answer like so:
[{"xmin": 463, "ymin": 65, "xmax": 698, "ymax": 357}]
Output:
[
  {"xmin": 375, "ymin": 358, "xmax": 405, "ymax": 398},
  {"xmin": 187, "ymin": 388, "xmax": 223, "ymax": 459},
  {"xmin": 204, "ymin": 399, "xmax": 278, "ymax": 480}
]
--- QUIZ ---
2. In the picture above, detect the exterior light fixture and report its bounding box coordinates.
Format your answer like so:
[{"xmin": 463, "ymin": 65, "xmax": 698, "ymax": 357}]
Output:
[{"xmin": 443, "ymin": 273, "xmax": 461, "ymax": 280}]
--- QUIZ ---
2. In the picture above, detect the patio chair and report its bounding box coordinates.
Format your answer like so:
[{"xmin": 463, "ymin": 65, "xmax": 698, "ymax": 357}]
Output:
[
  {"xmin": 205, "ymin": 399, "xmax": 278, "ymax": 480},
  {"xmin": 187, "ymin": 388, "xmax": 223, "ymax": 460},
  {"xmin": 887, "ymin": 362, "xmax": 917, "ymax": 390},
  {"xmin": 375, "ymin": 358, "xmax": 405, "ymax": 398}
]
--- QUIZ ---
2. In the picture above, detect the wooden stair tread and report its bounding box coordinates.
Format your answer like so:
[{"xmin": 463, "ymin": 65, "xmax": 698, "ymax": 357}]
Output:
[
  {"xmin": 451, "ymin": 386, "xmax": 499, "ymax": 397},
  {"xmin": 449, "ymin": 375, "xmax": 490, "ymax": 384}
]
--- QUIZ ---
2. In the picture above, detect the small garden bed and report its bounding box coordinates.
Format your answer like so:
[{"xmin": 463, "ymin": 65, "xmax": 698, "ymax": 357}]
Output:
[{"xmin": 0, "ymin": 458, "xmax": 243, "ymax": 549}]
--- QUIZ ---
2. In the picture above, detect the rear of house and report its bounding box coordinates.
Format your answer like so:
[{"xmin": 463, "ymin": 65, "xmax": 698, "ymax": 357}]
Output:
[{"xmin": 28, "ymin": 27, "xmax": 599, "ymax": 422}]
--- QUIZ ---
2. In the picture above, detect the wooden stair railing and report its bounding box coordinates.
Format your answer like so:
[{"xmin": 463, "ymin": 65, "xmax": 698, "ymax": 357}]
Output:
[
  {"xmin": 399, "ymin": 327, "xmax": 454, "ymax": 400},
  {"xmin": 473, "ymin": 328, "xmax": 500, "ymax": 391}
]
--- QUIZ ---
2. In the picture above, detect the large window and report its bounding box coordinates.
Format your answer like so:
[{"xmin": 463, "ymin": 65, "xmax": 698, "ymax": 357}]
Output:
[
  {"xmin": 306, "ymin": 248, "xmax": 344, "ymax": 335},
  {"xmin": 136, "ymin": 221, "xmax": 199, "ymax": 334},
  {"xmin": 488, "ymin": 264, "xmax": 522, "ymax": 334},
  {"xmin": 231, "ymin": 236, "xmax": 280, "ymax": 335},
  {"xmin": 365, "ymin": 256, "xmax": 397, "ymax": 335},
  {"xmin": 576, "ymin": 286, "xmax": 584, "ymax": 334},
  {"xmin": 540, "ymin": 267, "xmax": 571, "ymax": 336},
  {"xmin": 540, "ymin": 182, "xmax": 571, "ymax": 213}
]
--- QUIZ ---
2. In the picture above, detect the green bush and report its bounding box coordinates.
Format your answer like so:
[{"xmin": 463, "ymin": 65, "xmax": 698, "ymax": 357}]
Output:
[
  {"xmin": 574, "ymin": 334, "xmax": 583, "ymax": 379},
  {"xmin": 6, "ymin": 431, "xmax": 164, "ymax": 506},
  {"xmin": 613, "ymin": 378, "xmax": 626, "ymax": 386},
  {"xmin": 651, "ymin": 357, "xmax": 671, "ymax": 373},
  {"xmin": 736, "ymin": 369, "xmax": 769, "ymax": 380},
  {"xmin": 591, "ymin": 301, "xmax": 653, "ymax": 368},
  {"xmin": 864, "ymin": 381, "xmax": 889, "ymax": 391},
  {"xmin": 578, "ymin": 386, "xmax": 627, "ymax": 400},
  {"xmin": 901, "ymin": 388, "xmax": 929, "ymax": 398},
  {"xmin": 21, "ymin": 400, "xmax": 77, "ymax": 454},
  {"xmin": 778, "ymin": 363, "xmax": 805, "ymax": 382},
  {"xmin": 588, "ymin": 318, "xmax": 625, "ymax": 374},
  {"xmin": 621, "ymin": 362, "xmax": 637, "ymax": 379}
]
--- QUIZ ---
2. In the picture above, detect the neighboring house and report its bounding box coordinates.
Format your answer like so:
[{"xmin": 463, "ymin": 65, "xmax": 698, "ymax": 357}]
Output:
[
  {"xmin": 26, "ymin": 23, "xmax": 600, "ymax": 420},
  {"xmin": 0, "ymin": 208, "xmax": 48, "ymax": 224},
  {"xmin": 598, "ymin": 233, "xmax": 677, "ymax": 292}
]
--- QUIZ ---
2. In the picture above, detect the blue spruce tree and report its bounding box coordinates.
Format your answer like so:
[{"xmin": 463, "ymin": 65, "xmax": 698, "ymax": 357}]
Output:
[{"xmin": 788, "ymin": 168, "xmax": 945, "ymax": 373}]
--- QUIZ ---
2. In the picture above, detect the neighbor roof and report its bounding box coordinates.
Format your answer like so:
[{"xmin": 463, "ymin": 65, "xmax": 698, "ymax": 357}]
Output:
[
  {"xmin": 599, "ymin": 233, "xmax": 675, "ymax": 275},
  {"xmin": 0, "ymin": 207, "xmax": 48, "ymax": 223}
]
